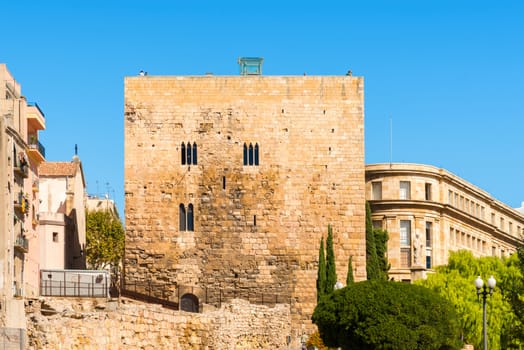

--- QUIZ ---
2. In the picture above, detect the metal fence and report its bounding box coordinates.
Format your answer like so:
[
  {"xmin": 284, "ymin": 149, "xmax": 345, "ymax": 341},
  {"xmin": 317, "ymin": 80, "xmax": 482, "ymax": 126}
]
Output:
[{"xmin": 40, "ymin": 269, "xmax": 109, "ymax": 297}]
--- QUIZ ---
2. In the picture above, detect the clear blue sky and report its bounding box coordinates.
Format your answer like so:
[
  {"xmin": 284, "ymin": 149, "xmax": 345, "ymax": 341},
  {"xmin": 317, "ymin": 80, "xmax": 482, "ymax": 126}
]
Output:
[{"xmin": 2, "ymin": 1, "xmax": 523, "ymax": 216}]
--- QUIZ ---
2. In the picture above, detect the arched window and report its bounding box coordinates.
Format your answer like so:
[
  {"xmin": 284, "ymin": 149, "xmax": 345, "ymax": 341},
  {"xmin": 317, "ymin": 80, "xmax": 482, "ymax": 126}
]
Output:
[
  {"xmin": 186, "ymin": 141, "xmax": 192, "ymax": 165},
  {"xmin": 180, "ymin": 293, "xmax": 199, "ymax": 313},
  {"xmin": 248, "ymin": 143, "xmax": 254, "ymax": 165},
  {"xmin": 181, "ymin": 143, "xmax": 186, "ymax": 165},
  {"xmin": 243, "ymin": 143, "xmax": 248, "ymax": 165},
  {"xmin": 187, "ymin": 204, "xmax": 194, "ymax": 231},
  {"xmin": 179, "ymin": 204, "xmax": 186, "ymax": 231},
  {"xmin": 192, "ymin": 143, "xmax": 198, "ymax": 165},
  {"xmin": 254, "ymin": 143, "xmax": 259, "ymax": 166}
]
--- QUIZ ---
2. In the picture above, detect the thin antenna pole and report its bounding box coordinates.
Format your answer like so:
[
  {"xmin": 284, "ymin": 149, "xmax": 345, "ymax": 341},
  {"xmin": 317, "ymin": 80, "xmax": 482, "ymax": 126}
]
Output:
[{"xmin": 389, "ymin": 117, "xmax": 393, "ymax": 164}]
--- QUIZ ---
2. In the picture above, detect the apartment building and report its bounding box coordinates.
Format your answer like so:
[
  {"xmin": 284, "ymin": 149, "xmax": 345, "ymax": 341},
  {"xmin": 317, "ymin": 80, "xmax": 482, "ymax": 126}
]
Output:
[
  {"xmin": 366, "ymin": 163, "xmax": 524, "ymax": 282},
  {"xmin": 1, "ymin": 64, "xmax": 46, "ymax": 338}
]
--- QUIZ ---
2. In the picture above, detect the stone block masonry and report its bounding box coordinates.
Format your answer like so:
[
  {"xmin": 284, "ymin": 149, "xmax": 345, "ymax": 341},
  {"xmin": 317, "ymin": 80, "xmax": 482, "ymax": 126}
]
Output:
[
  {"xmin": 26, "ymin": 297, "xmax": 291, "ymax": 349},
  {"xmin": 124, "ymin": 75, "xmax": 366, "ymax": 330}
]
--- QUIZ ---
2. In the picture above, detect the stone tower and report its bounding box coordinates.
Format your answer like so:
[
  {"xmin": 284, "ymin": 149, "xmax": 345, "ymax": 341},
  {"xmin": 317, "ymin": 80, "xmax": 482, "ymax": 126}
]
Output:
[{"xmin": 124, "ymin": 71, "xmax": 366, "ymax": 329}]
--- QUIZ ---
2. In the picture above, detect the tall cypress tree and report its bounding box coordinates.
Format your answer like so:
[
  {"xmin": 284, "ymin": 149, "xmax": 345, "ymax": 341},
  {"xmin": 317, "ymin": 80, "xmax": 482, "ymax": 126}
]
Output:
[
  {"xmin": 346, "ymin": 255, "xmax": 354, "ymax": 286},
  {"xmin": 366, "ymin": 201, "xmax": 380, "ymax": 280},
  {"xmin": 325, "ymin": 224, "xmax": 337, "ymax": 294},
  {"xmin": 316, "ymin": 237, "xmax": 326, "ymax": 301}
]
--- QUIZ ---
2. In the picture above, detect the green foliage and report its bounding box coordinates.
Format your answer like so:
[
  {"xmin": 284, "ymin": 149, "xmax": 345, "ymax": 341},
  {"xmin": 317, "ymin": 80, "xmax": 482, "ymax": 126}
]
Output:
[
  {"xmin": 417, "ymin": 250, "xmax": 523, "ymax": 349},
  {"xmin": 506, "ymin": 246, "xmax": 524, "ymax": 343},
  {"xmin": 346, "ymin": 255, "xmax": 354, "ymax": 286},
  {"xmin": 325, "ymin": 224, "xmax": 337, "ymax": 293},
  {"xmin": 374, "ymin": 227, "xmax": 390, "ymax": 279},
  {"xmin": 312, "ymin": 280, "xmax": 461, "ymax": 350},
  {"xmin": 365, "ymin": 202, "xmax": 381, "ymax": 280},
  {"xmin": 86, "ymin": 210, "xmax": 125, "ymax": 270},
  {"xmin": 317, "ymin": 236, "xmax": 326, "ymax": 301}
]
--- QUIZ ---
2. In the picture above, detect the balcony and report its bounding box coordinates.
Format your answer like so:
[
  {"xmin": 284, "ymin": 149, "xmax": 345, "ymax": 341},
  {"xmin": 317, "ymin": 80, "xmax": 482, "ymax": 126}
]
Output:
[
  {"xmin": 26, "ymin": 103, "xmax": 46, "ymax": 130},
  {"xmin": 27, "ymin": 136, "xmax": 46, "ymax": 162},
  {"xmin": 13, "ymin": 153, "xmax": 29, "ymax": 178},
  {"xmin": 14, "ymin": 235, "xmax": 29, "ymax": 253},
  {"xmin": 14, "ymin": 192, "xmax": 29, "ymax": 215}
]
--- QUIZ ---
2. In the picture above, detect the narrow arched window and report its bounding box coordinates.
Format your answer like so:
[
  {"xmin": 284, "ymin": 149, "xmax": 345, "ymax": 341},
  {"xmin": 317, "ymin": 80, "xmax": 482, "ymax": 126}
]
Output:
[
  {"xmin": 186, "ymin": 141, "xmax": 192, "ymax": 165},
  {"xmin": 179, "ymin": 204, "xmax": 186, "ymax": 231},
  {"xmin": 248, "ymin": 143, "xmax": 254, "ymax": 165},
  {"xmin": 222, "ymin": 176, "xmax": 226, "ymax": 190},
  {"xmin": 243, "ymin": 143, "xmax": 248, "ymax": 165},
  {"xmin": 254, "ymin": 143, "xmax": 259, "ymax": 166},
  {"xmin": 187, "ymin": 204, "xmax": 194, "ymax": 231},
  {"xmin": 181, "ymin": 143, "xmax": 186, "ymax": 165},
  {"xmin": 192, "ymin": 143, "xmax": 198, "ymax": 165}
]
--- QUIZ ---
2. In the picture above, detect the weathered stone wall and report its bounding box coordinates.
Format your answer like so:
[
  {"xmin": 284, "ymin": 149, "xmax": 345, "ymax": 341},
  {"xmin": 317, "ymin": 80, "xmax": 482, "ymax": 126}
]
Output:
[
  {"xmin": 124, "ymin": 75, "xmax": 366, "ymax": 328},
  {"xmin": 26, "ymin": 297, "xmax": 292, "ymax": 349}
]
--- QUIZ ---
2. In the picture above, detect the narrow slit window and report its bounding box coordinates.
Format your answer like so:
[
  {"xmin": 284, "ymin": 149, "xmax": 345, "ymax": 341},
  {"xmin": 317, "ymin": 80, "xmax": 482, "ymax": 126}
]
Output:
[
  {"xmin": 181, "ymin": 143, "xmax": 186, "ymax": 165},
  {"xmin": 186, "ymin": 141, "xmax": 192, "ymax": 165},
  {"xmin": 248, "ymin": 143, "xmax": 254, "ymax": 165},
  {"xmin": 222, "ymin": 176, "xmax": 226, "ymax": 190},
  {"xmin": 254, "ymin": 143, "xmax": 259, "ymax": 165},
  {"xmin": 243, "ymin": 143, "xmax": 248, "ymax": 165},
  {"xmin": 179, "ymin": 204, "xmax": 186, "ymax": 231},
  {"xmin": 254, "ymin": 215, "xmax": 257, "ymax": 226},
  {"xmin": 192, "ymin": 143, "xmax": 198, "ymax": 165},
  {"xmin": 187, "ymin": 204, "xmax": 194, "ymax": 231}
]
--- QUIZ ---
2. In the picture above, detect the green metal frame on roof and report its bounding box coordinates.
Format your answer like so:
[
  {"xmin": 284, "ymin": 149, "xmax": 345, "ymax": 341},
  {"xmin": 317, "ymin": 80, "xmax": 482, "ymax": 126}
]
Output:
[{"xmin": 238, "ymin": 57, "xmax": 264, "ymax": 75}]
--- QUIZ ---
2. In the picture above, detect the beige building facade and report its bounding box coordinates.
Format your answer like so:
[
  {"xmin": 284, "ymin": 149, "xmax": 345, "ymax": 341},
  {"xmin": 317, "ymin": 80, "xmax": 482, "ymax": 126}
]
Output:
[
  {"xmin": 124, "ymin": 71, "xmax": 366, "ymax": 333},
  {"xmin": 366, "ymin": 163, "xmax": 524, "ymax": 282},
  {"xmin": 1, "ymin": 64, "xmax": 46, "ymax": 335},
  {"xmin": 38, "ymin": 158, "xmax": 87, "ymax": 270}
]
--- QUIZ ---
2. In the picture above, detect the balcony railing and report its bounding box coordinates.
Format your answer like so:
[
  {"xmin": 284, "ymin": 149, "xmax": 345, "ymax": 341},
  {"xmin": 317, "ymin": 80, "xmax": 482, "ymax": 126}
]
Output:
[
  {"xmin": 14, "ymin": 235, "xmax": 28, "ymax": 252},
  {"xmin": 28, "ymin": 137, "xmax": 46, "ymax": 159}
]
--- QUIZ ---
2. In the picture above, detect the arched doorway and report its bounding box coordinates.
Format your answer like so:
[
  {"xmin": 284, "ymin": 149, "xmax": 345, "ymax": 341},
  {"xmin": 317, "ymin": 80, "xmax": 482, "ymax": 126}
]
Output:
[{"xmin": 180, "ymin": 293, "xmax": 199, "ymax": 313}]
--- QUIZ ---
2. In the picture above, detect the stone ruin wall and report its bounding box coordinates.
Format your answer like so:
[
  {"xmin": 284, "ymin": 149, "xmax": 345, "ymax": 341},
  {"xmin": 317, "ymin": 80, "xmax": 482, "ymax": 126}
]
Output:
[
  {"xmin": 26, "ymin": 297, "xmax": 292, "ymax": 350},
  {"xmin": 123, "ymin": 75, "xmax": 366, "ymax": 328}
]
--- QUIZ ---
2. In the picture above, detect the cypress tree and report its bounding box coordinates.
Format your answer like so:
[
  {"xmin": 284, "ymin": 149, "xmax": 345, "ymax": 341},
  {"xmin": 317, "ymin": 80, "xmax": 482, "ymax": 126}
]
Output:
[
  {"xmin": 374, "ymin": 227, "xmax": 390, "ymax": 280},
  {"xmin": 346, "ymin": 255, "xmax": 354, "ymax": 286},
  {"xmin": 366, "ymin": 201, "xmax": 380, "ymax": 280},
  {"xmin": 325, "ymin": 224, "xmax": 337, "ymax": 294},
  {"xmin": 316, "ymin": 237, "xmax": 326, "ymax": 301}
]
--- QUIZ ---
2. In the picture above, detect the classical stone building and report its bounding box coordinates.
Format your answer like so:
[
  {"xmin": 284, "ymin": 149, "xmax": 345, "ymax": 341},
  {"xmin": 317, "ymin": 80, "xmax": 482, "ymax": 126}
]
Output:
[
  {"xmin": 124, "ymin": 64, "xmax": 366, "ymax": 333},
  {"xmin": 366, "ymin": 163, "xmax": 524, "ymax": 282}
]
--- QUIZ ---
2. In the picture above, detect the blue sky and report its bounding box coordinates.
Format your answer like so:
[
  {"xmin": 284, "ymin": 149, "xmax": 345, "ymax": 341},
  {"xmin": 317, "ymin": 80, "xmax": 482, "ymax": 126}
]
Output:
[{"xmin": 2, "ymin": 1, "xmax": 523, "ymax": 216}]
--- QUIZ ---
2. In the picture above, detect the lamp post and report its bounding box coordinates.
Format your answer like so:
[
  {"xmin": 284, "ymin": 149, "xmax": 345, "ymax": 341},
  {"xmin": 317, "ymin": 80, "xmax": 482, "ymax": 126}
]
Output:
[{"xmin": 475, "ymin": 275, "xmax": 496, "ymax": 350}]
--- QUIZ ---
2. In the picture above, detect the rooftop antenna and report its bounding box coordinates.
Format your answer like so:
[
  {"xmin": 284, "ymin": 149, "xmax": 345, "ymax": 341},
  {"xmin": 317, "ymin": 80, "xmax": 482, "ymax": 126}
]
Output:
[
  {"xmin": 389, "ymin": 117, "xmax": 393, "ymax": 167},
  {"xmin": 75, "ymin": 144, "xmax": 78, "ymax": 156}
]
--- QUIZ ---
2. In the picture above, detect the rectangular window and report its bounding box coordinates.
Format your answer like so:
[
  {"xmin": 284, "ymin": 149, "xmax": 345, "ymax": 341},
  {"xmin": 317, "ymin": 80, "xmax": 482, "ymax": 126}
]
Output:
[
  {"xmin": 509, "ymin": 222, "xmax": 513, "ymax": 234},
  {"xmin": 425, "ymin": 183, "xmax": 432, "ymax": 201},
  {"xmin": 491, "ymin": 213, "xmax": 496, "ymax": 225},
  {"xmin": 372, "ymin": 181, "xmax": 382, "ymax": 200},
  {"xmin": 465, "ymin": 199, "xmax": 470, "ymax": 213},
  {"xmin": 425, "ymin": 222, "xmax": 432, "ymax": 247},
  {"xmin": 500, "ymin": 217, "xmax": 504, "ymax": 231},
  {"xmin": 481, "ymin": 206, "xmax": 485, "ymax": 219},
  {"xmin": 454, "ymin": 193, "xmax": 459, "ymax": 206},
  {"xmin": 460, "ymin": 196, "xmax": 464, "ymax": 209},
  {"xmin": 492, "ymin": 246, "xmax": 497, "ymax": 256},
  {"xmin": 400, "ymin": 220, "xmax": 411, "ymax": 246},
  {"xmin": 401, "ymin": 248, "xmax": 411, "ymax": 268},
  {"xmin": 399, "ymin": 181, "xmax": 411, "ymax": 200},
  {"xmin": 448, "ymin": 190, "xmax": 453, "ymax": 205},
  {"xmin": 426, "ymin": 254, "xmax": 432, "ymax": 269},
  {"xmin": 52, "ymin": 232, "xmax": 59, "ymax": 242}
]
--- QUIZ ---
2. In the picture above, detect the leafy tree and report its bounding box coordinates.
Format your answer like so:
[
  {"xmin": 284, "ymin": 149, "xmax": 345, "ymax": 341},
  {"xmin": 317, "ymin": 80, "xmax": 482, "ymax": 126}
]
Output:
[
  {"xmin": 86, "ymin": 210, "xmax": 125, "ymax": 293},
  {"xmin": 325, "ymin": 224, "xmax": 337, "ymax": 293},
  {"xmin": 346, "ymin": 255, "xmax": 354, "ymax": 286},
  {"xmin": 365, "ymin": 202, "xmax": 380, "ymax": 280},
  {"xmin": 317, "ymin": 236, "xmax": 327, "ymax": 301},
  {"xmin": 312, "ymin": 280, "xmax": 461, "ymax": 350},
  {"xmin": 506, "ymin": 246, "xmax": 524, "ymax": 344},
  {"xmin": 417, "ymin": 250, "xmax": 522, "ymax": 349}
]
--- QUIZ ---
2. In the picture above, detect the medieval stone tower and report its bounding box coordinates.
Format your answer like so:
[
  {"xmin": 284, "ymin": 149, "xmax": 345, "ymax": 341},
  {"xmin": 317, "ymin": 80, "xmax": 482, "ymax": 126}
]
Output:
[{"xmin": 123, "ymin": 64, "xmax": 366, "ymax": 329}]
